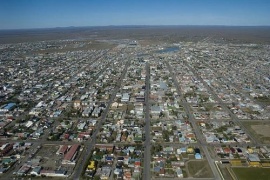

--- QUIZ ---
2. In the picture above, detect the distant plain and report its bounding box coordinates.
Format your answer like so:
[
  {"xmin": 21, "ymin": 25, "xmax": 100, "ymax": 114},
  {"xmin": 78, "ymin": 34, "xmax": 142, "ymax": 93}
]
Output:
[{"xmin": 1, "ymin": 26, "xmax": 270, "ymax": 45}]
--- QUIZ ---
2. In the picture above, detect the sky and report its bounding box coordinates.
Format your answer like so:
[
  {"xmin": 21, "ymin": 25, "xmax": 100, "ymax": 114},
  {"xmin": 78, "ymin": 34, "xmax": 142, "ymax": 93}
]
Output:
[{"xmin": 0, "ymin": 0, "xmax": 270, "ymax": 29}]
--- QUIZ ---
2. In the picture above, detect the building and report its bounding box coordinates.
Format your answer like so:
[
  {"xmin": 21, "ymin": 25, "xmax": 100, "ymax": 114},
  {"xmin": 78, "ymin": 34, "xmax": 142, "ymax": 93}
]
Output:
[
  {"xmin": 151, "ymin": 106, "xmax": 161, "ymax": 115},
  {"xmin": 62, "ymin": 144, "xmax": 80, "ymax": 164},
  {"xmin": 247, "ymin": 153, "xmax": 261, "ymax": 167},
  {"xmin": 17, "ymin": 164, "xmax": 31, "ymax": 176},
  {"xmin": 0, "ymin": 103, "xmax": 16, "ymax": 112},
  {"xmin": 95, "ymin": 144, "xmax": 114, "ymax": 152},
  {"xmin": 176, "ymin": 168, "xmax": 183, "ymax": 178},
  {"xmin": 82, "ymin": 106, "xmax": 94, "ymax": 117},
  {"xmin": 74, "ymin": 100, "xmax": 81, "ymax": 109},
  {"xmin": 121, "ymin": 93, "xmax": 130, "ymax": 102},
  {"xmin": 87, "ymin": 161, "xmax": 96, "ymax": 171},
  {"xmin": 30, "ymin": 166, "xmax": 42, "ymax": 176},
  {"xmin": 40, "ymin": 170, "xmax": 67, "ymax": 177},
  {"xmin": 57, "ymin": 145, "xmax": 68, "ymax": 155}
]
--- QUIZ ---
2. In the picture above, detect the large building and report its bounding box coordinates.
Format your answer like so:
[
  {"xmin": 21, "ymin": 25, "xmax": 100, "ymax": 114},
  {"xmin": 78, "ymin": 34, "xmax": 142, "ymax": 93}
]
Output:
[
  {"xmin": 0, "ymin": 103, "xmax": 16, "ymax": 112},
  {"xmin": 62, "ymin": 144, "xmax": 80, "ymax": 164}
]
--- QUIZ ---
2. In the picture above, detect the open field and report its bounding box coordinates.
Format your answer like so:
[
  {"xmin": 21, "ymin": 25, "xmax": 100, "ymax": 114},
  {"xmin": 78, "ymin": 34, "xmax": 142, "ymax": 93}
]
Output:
[
  {"xmin": 1, "ymin": 26, "xmax": 270, "ymax": 44},
  {"xmin": 35, "ymin": 145, "xmax": 61, "ymax": 169},
  {"xmin": 242, "ymin": 121, "xmax": 270, "ymax": 143},
  {"xmin": 34, "ymin": 40, "xmax": 116, "ymax": 54},
  {"xmin": 232, "ymin": 167, "xmax": 270, "ymax": 180},
  {"xmin": 187, "ymin": 160, "xmax": 213, "ymax": 178}
]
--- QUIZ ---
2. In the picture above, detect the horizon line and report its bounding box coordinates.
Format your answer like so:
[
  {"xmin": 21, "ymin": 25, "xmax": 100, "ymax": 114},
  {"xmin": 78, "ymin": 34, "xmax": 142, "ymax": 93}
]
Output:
[{"xmin": 1, "ymin": 24, "xmax": 270, "ymax": 31}]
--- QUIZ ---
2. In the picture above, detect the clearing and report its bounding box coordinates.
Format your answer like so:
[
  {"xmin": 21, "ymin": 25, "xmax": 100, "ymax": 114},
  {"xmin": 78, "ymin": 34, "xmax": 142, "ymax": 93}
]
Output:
[
  {"xmin": 232, "ymin": 167, "xmax": 270, "ymax": 180},
  {"xmin": 187, "ymin": 160, "xmax": 213, "ymax": 178}
]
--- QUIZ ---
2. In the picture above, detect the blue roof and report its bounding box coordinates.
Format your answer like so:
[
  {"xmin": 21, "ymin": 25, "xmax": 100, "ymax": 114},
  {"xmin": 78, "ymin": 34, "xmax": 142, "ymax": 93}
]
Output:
[
  {"xmin": 106, "ymin": 156, "xmax": 113, "ymax": 161},
  {"xmin": 4, "ymin": 103, "xmax": 16, "ymax": 110},
  {"xmin": 195, "ymin": 153, "xmax": 202, "ymax": 159}
]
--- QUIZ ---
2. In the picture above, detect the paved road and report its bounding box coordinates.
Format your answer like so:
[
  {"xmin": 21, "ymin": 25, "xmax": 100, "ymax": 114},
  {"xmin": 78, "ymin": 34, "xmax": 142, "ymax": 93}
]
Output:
[
  {"xmin": 143, "ymin": 62, "xmax": 151, "ymax": 180},
  {"xmin": 166, "ymin": 61, "xmax": 222, "ymax": 180},
  {"xmin": 4, "ymin": 50, "xmax": 109, "ymax": 132},
  {"xmin": 72, "ymin": 56, "xmax": 131, "ymax": 180},
  {"xmin": 183, "ymin": 60, "xmax": 259, "ymax": 146}
]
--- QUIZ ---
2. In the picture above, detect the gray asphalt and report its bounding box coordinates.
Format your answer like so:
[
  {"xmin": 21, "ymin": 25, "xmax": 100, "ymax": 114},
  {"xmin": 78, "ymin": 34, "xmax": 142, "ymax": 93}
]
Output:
[
  {"xmin": 165, "ymin": 61, "xmax": 222, "ymax": 180},
  {"xmin": 143, "ymin": 62, "xmax": 151, "ymax": 180},
  {"xmin": 73, "ymin": 56, "xmax": 131, "ymax": 179}
]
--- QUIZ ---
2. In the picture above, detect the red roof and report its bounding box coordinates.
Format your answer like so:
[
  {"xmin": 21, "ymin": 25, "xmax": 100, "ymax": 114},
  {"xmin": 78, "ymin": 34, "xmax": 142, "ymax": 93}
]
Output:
[
  {"xmin": 134, "ymin": 161, "xmax": 141, "ymax": 166},
  {"xmin": 64, "ymin": 134, "xmax": 70, "ymax": 139},
  {"xmin": 63, "ymin": 144, "xmax": 80, "ymax": 161},
  {"xmin": 59, "ymin": 145, "xmax": 68, "ymax": 154},
  {"xmin": 223, "ymin": 147, "xmax": 231, "ymax": 153}
]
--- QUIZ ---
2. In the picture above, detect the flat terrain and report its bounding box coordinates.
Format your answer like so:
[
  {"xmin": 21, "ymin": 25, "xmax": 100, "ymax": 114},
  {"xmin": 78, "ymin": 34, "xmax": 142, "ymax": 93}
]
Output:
[
  {"xmin": 232, "ymin": 167, "xmax": 270, "ymax": 180},
  {"xmin": 242, "ymin": 121, "xmax": 270, "ymax": 143},
  {"xmin": 1, "ymin": 26, "xmax": 270, "ymax": 44},
  {"xmin": 187, "ymin": 160, "xmax": 213, "ymax": 178},
  {"xmin": 218, "ymin": 165, "xmax": 233, "ymax": 180},
  {"xmin": 35, "ymin": 145, "xmax": 60, "ymax": 169},
  {"xmin": 34, "ymin": 40, "xmax": 116, "ymax": 54},
  {"xmin": 252, "ymin": 125, "xmax": 270, "ymax": 137}
]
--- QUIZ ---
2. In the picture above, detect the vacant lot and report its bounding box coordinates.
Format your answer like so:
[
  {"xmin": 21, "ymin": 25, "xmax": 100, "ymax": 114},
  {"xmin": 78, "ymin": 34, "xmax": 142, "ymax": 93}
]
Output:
[
  {"xmin": 187, "ymin": 160, "xmax": 213, "ymax": 178},
  {"xmin": 35, "ymin": 145, "xmax": 61, "ymax": 169},
  {"xmin": 242, "ymin": 121, "xmax": 270, "ymax": 143},
  {"xmin": 232, "ymin": 167, "xmax": 270, "ymax": 180}
]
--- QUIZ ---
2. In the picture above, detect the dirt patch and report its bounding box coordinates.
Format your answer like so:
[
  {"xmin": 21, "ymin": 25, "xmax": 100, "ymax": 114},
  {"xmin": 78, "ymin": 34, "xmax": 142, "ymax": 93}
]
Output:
[
  {"xmin": 251, "ymin": 125, "xmax": 270, "ymax": 137},
  {"xmin": 187, "ymin": 160, "xmax": 213, "ymax": 178}
]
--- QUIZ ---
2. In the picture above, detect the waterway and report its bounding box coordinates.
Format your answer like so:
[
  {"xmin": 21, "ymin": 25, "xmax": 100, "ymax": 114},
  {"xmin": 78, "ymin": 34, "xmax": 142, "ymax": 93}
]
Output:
[{"xmin": 157, "ymin": 46, "xmax": 180, "ymax": 53}]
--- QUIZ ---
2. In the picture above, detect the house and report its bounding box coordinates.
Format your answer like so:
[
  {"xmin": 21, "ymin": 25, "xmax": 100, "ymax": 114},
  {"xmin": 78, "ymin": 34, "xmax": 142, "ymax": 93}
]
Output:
[
  {"xmin": 163, "ymin": 146, "xmax": 174, "ymax": 154},
  {"xmin": 187, "ymin": 147, "xmax": 194, "ymax": 154},
  {"xmin": 223, "ymin": 147, "xmax": 231, "ymax": 154},
  {"xmin": 121, "ymin": 93, "xmax": 130, "ymax": 102},
  {"xmin": 176, "ymin": 168, "xmax": 183, "ymax": 178},
  {"xmin": 17, "ymin": 164, "xmax": 31, "ymax": 176},
  {"xmin": 40, "ymin": 169, "xmax": 67, "ymax": 177},
  {"xmin": 77, "ymin": 122, "xmax": 86, "ymax": 131},
  {"xmin": 171, "ymin": 161, "xmax": 185, "ymax": 167},
  {"xmin": 134, "ymin": 161, "xmax": 141, "ymax": 167},
  {"xmin": 195, "ymin": 153, "xmax": 202, "ymax": 159},
  {"xmin": 95, "ymin": 144, "xmax": 114, "ymax": 152},
  {"xmin": 100, "ymin": 166, "xmax": 111, "ymax": 180},
  {"xmin": 111, "ymin": 102, "xmax": 118, "ymax": 109},
  {"xmin": 0, "ymin": 143, "xmax": 13, "ymax": 156},
  {"xmin": 73, "ymin": 100, "xmax": 81, "ymax": 109},
  {"xmin": 92, "ymin": 107, "xmax": 102, "ymax": 117},
  {"xmin": 124, "ymin": 170, "xmax": 132, "ymax": 180},
  {"xmin": 247, "ymin": 153, "xmax": 261, "ymax": 167},
  {"xmin": 77, "ymin": 132, "xmax": 90, "ymax": 142},
  {"xmin": 135, "ymin": 91, "xmax": 145, "ymax": 102},
  {"xmin": 82, "ymin": 107, "xmax": 93, "ymax": 117},
  {"xmin": 151, "ymin": 106, "xmax": 161, "ymax": 115},
  {"xmin": 105, "ymin": 156, "xmax": 114, "ymax": 164},
  {"xmin": 30, "ymin": 166, "xmax": 42, "ymax": 176},
  {"xmin": 179, "ymin": 147, "xmax": 187, "ymax": 154},
  {"xmin": 159, "ymin": 168, "xmax": 165, "ymax": 176}
]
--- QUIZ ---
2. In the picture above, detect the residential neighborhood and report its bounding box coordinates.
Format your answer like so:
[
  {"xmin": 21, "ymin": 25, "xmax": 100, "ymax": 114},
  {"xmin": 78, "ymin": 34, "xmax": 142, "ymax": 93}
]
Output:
[{"xmin": 0, "ymin": 36, "xmax": 269, "ymax": 180}]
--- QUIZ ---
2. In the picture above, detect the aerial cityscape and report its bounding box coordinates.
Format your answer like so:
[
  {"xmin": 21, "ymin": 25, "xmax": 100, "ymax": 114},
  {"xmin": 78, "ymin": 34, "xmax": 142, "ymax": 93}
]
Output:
[{"xmin": 0, "ymin": 1, "xmax": 270, "ymax": 180}]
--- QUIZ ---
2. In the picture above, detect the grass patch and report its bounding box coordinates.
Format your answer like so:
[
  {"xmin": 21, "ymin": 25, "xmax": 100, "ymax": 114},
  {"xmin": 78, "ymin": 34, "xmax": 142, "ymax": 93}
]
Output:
[
  {"xmin": 242, "ymin": 121, "xmax": 270, "ymax": 143},
  {"xmin": 232, "ymin": 167, "xmax": 270, "ymax": 180},
  {"xmin": 187, "ymin": 160, "xmax": 213, "ymax": 178}
]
